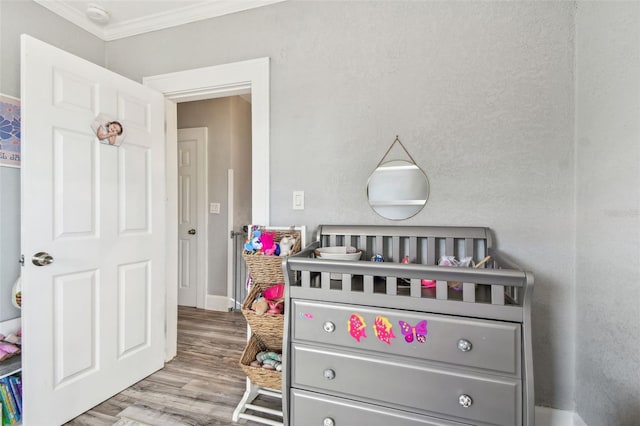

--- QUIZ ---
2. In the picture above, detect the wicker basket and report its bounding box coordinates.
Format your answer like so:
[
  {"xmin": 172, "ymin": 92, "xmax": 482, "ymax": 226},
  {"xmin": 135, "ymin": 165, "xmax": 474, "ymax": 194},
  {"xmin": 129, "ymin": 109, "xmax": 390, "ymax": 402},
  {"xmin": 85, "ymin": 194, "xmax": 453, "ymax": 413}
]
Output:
[
  {"xmin": 240, "ymin": 334, "xmax": 282, "ymax": 390},
  {"xmin": 242, "ymin": 228, "xmax": 301, "ymax": 284},
  {"xmin": 241, "ymin": 285, "xmax": 284, "ymax": 348}
]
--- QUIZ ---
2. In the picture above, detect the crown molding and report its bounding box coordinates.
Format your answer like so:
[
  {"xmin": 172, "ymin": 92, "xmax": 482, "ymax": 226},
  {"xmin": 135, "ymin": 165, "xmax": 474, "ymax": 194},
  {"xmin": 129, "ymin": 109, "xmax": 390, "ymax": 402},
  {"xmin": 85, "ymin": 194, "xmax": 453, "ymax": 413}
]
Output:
[
  {"xmin": 35, "ymin": 0, "xmax": 107, "ymax": 40},
  {"xmin": 34, "ymin": 0, "xmax": 285, "ymax": 42}
]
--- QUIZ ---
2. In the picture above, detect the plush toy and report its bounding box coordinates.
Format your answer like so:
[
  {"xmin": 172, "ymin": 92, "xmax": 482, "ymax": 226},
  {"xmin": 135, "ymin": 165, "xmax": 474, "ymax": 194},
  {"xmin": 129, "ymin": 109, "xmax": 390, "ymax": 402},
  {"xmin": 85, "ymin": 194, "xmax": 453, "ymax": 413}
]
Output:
[
  {"xmin": 250, "ymin": 351, "xmax": 283, "ymax": 371},
  {"xmin": 267, "ymin": 300, "xmax": 284, "ymax": 315},
  {"xmin": 261, "ymin": 231, "xmax": 276, "ymax": 256},
  {"xmin": 251, "ymin": 293, "xmax": 269, "ymax": 315},
  {"xmin": 244, "ymin": 230, "xmax": 263, "ymax": 252},
  {"xmin": 279, "ymin": 236, "xmax": 296, "ymax": 256}
]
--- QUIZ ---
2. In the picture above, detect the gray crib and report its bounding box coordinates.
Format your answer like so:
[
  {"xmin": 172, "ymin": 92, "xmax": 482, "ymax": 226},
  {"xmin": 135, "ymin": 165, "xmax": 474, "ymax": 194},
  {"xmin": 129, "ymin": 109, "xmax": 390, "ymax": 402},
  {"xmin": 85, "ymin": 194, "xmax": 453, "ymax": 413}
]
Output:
[{"xmin": 282, "ymin": 225, "xmax": 534, "ymax": 426}]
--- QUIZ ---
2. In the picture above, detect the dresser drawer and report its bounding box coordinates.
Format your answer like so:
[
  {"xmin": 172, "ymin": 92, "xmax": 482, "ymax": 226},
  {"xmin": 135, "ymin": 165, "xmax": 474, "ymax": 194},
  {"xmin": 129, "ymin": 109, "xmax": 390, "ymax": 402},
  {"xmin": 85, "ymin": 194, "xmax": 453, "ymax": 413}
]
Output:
[
  {"xmin": 292, "ymin": 300, "xmax": 521, "ymax": 375},
  {"xmin": 291, "ymin": 343, "xmax": 521, "ymax": 426},
  {"xmin": 291, "ymin": 389, "xmax": 472, "ymax": 426}
]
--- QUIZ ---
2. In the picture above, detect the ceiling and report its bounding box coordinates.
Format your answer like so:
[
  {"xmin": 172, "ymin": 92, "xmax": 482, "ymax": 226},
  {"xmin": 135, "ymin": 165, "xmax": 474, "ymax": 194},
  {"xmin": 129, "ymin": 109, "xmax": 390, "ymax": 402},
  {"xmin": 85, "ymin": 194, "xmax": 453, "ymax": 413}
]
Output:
[{"xmin": 34, "ymin": 0, "xmax": 285, "ymax": 41}]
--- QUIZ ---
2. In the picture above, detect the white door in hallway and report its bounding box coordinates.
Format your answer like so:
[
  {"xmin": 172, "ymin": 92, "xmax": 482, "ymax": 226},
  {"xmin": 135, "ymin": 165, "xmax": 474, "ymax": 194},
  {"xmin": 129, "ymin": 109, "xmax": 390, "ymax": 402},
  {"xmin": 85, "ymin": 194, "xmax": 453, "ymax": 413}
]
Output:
[
  {"xmin": 177, "ymin": 127, "xmax": 207, "ymax": 307},
  {"xmin": 21, "ymin": 35, "xmax": 166, "ymax": 425}
]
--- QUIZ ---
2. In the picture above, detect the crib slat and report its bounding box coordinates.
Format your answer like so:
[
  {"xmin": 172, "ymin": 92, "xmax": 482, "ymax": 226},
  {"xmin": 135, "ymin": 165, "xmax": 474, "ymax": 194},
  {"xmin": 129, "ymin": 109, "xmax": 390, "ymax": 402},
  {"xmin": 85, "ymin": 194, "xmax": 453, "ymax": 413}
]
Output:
[
  {"xmin": 463, "ymin": 282, "xmax": 476, "ymax": 302},
  {"xmin": 364, "ymin": 275, "xmax": 374, "ymax": 294},
  {"xmin": 445, "ymin": 237, "xmax": 454, "ymax": 256},
  {"xmin": 375, "ymin": 235, "xmax": 383, "ymax": 257},
  {"xmin": 359, "ymin": 234, "xmax": 367, "ymax": 258},
  {"xmin": 392, "ymin": 236, "xmax": 400, "ymax": 262},
  {"xmin": 426, "ymin": 237, "xmax": 436, "ymax": 265},
  {"xmin": 409, "ymin": 236, "xmax": 418, "ymax": 263},
  {"xmin": 329, "ymin": 234, "xmax": 337, "ymax": 247},
  {"xmin": 465, "ymin": 238, "xmax": 474, "ymax": 260},
  {"xmin": 411, "ymin": 278, "xmax": 421, "ymax": 298},
  {"xmin": 342, "ymin": 274, "xmax": 352, "ymax": 292},
  {"xmin": 386, "ymin": 276, "xmax": 397, "ymax": 295},
  {"xmin": 302, "ymin": 271, "xmax": 311, "ymax": 288},
  {"xmin": 344, "ymin": 234, "xmax": 352, "ymax": 248},
  {"xmin": 321, "ymin": 272, "xmax": 330, "ymax": 290},
  {"xmin": 492, "ymin": 284, "xmax": 505, "ymax": 305},
  {"xmin": 436, "ymin": 280, "xmax": 448, "ymax": 300}
]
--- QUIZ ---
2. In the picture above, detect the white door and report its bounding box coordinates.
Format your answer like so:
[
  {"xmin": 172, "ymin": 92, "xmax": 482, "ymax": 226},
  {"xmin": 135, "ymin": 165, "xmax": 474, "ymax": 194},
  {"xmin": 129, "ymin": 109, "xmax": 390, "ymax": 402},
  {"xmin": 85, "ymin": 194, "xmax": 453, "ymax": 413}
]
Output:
[
  {"xmin": 177, "ymin": 127, "xmax": 207, "ymax": 308},
  {"xmin": 20, "ymin": 35, "xmax": 166, "ymax": 425}
]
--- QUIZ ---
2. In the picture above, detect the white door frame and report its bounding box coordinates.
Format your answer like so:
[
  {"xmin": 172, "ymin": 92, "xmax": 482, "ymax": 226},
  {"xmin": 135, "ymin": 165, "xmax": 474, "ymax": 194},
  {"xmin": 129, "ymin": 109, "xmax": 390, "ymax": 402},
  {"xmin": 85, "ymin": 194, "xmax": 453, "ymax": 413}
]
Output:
[{"xmin": 143, "ymin": 57, "xmax": 270, "ymax": 361}]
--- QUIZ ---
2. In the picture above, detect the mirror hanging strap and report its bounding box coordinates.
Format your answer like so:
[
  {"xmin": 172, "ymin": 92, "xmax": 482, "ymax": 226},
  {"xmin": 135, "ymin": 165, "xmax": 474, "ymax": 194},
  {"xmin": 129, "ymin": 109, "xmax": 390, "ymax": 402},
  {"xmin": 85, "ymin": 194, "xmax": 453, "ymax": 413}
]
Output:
[{"xmin": 376, "ymin": 135, "xmax": 419, "ymax": 169}]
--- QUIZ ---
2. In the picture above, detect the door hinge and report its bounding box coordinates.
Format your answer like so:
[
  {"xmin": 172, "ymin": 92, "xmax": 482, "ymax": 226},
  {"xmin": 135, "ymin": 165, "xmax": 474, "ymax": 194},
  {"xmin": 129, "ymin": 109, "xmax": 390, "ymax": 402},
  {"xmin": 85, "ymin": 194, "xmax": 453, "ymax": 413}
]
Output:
[{"xmin": 19, "ymin": 254, "xmax": 24, "ymax": 266}]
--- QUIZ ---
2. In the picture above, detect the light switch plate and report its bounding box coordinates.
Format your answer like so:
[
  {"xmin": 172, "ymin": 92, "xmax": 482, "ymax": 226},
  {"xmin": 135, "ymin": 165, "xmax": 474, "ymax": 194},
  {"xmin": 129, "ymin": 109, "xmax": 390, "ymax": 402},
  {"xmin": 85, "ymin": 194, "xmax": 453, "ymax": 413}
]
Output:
[
  {"xmin": 210, "ymin": 202, "xmax": 221, "ymax": 214},
  {"xmin": 293, "ymin": 191, "xmax": 304, "ymax": 210}
]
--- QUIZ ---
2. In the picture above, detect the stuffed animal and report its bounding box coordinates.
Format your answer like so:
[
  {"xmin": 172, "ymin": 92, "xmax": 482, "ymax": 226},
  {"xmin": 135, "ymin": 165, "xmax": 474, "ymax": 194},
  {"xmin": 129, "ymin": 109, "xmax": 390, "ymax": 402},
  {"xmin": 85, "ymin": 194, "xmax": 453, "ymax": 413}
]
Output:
[
  {"xmin": 252, "ymin": 351, "xmax": 283, "ymax": 371},
  {"xmin": 251, "ymin": 293, "xmax": 269, "ymax": 315},
  {"xmin": 261, "ymin": 231, "xmax": 277, "ymax": 256},
  {"xmin": 279, "ymin": 236, "xmax": 296, "ymax": 256},
  {"xmin": 244, "ymin": 230, "xmax": 263, "ymax": 253}
]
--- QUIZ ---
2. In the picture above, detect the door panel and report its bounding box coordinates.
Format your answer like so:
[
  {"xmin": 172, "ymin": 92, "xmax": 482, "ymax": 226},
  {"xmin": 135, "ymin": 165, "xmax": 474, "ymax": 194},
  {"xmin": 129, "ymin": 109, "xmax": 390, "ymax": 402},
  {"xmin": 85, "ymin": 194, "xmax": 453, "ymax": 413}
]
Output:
[
  {"xmin": 54, "ymin": 270, "xmax": 98, "ymax": 386},
  {"xmin": 118, "ymin": 261, "xmax": 150, "ymax": 356},
  {"xmin": 53, "ymin": 128, "xmax": 97, "ymax": 238},
  {"xmin": 21, "ymin": 35, "xmax": 166, "ymax": 426},
  {"xmin": 119, "ymin": 145, "xmax": 150, "ymax": 232}
]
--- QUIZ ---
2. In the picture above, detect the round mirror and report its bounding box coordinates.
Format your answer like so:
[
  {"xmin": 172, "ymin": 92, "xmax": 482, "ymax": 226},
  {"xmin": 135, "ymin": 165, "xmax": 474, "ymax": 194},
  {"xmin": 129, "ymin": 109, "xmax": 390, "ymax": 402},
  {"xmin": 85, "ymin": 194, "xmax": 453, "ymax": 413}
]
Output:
[{"xmin": 367, "ymin": 160, "xmax": 430, "ymax": 220}]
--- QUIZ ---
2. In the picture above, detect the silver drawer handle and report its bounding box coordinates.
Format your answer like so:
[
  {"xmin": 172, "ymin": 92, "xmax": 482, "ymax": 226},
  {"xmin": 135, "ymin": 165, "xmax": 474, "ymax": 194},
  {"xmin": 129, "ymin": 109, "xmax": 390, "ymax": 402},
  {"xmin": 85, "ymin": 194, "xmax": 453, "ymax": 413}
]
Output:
[
  {"xmin": 458, "ymin": 394, "xmax": 473, "ymax": 408},
  {"xmin": 323, "ymin": 418, "xmax": 335, "ymax": 426},
  {"xmin": 323, "ymin": 369, "xmax": 336, "ymax": 380},
  {"xmin": 457, "ymin": 338, "xmax": 472, "ymax": 352},
  {"xmin": 323, "ymin": 321, "xmax": 336, "ymax": 333}
]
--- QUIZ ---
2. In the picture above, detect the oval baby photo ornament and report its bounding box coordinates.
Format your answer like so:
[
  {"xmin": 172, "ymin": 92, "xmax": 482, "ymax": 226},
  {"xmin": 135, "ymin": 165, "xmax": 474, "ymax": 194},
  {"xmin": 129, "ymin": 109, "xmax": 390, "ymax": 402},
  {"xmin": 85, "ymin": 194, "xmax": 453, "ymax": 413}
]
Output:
[{"xmin": 90, "ymin": 113, "xmax": 126, "ymax": 146}]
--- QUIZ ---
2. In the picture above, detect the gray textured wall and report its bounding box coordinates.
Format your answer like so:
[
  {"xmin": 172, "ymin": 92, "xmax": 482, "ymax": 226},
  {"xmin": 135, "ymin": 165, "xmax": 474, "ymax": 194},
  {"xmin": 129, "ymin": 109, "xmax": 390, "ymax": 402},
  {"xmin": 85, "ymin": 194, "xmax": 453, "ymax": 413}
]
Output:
[
  {"xmin": 107, "ymin": 1, "xmax": 576, "ymax": 409},
  {"xmin": 575, "ymin": 2, "xmax": 640, "ymax": 425},
  {"xmin": 0, "ymin": 0, "xmax": 105, "ymax": 322}
]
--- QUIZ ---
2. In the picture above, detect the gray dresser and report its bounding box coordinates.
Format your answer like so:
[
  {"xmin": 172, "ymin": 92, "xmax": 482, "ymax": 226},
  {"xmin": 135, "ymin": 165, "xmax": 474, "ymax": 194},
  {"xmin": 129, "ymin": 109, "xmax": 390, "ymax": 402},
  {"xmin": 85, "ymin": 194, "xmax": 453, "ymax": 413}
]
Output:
[{"xmin": 282, "ymin": 225, "xmax": 534, "ymax": 426}]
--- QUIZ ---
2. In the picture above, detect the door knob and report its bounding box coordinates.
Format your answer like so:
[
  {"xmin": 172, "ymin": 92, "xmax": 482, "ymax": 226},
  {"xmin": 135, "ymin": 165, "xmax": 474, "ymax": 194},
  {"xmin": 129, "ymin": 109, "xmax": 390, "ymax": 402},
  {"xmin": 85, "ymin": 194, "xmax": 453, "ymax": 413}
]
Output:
[
  {"xmin": 32, "ymin": 252, "xmax": 54, "ymax": 266},
  {"xmin": 188, "ymin": 229, "xmax": 196, "ymax": 235}
]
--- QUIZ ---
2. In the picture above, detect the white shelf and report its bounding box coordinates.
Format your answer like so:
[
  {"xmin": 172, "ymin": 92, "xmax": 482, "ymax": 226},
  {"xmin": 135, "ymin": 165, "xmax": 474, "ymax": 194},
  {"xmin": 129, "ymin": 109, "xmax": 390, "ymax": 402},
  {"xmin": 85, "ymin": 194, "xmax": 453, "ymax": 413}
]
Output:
[{"xmin": 0, "ymin": 355, "xmax": 21, "ymax": 380}]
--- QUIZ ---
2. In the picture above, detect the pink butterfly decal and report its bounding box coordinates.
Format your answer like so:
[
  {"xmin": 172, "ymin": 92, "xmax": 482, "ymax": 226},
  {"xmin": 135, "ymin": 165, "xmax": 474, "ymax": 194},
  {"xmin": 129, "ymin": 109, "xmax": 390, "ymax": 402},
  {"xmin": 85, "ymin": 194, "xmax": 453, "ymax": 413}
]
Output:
[{"xmin": 398, "ymin": 320, "xmax": 428, "ymax": 343}]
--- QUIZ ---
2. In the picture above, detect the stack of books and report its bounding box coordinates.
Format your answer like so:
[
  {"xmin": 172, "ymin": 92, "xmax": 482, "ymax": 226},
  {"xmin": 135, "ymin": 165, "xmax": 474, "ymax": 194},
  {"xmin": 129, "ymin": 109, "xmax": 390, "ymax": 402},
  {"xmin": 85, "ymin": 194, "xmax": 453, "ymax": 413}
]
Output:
[{"xmin": 0, "ymin": 374, "xmax": 21, "ymax": 425}]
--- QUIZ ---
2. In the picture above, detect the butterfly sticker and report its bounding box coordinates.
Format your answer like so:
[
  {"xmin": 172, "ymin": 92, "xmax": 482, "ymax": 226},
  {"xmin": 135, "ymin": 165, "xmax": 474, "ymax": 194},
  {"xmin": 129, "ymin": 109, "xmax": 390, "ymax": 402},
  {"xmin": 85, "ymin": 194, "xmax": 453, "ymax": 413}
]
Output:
[
  {"xmin": 348, "ymin": 313, "xmax": 367, "ymax": 342},
  {"xmin": 373, "ymin": 315, "xmax": 396, "ymax": 345},
  {"xmin": 398, "ymin": 320, "xmax": 428, "ymax": 343}
]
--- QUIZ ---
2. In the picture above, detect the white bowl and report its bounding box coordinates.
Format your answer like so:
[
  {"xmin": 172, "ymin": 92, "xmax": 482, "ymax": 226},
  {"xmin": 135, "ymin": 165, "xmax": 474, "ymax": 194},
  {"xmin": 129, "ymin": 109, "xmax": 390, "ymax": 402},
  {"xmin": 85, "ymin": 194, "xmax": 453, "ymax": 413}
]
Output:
[{"xmin": 314, "ymin": 246, "xmax": 362, "ymax": 261}]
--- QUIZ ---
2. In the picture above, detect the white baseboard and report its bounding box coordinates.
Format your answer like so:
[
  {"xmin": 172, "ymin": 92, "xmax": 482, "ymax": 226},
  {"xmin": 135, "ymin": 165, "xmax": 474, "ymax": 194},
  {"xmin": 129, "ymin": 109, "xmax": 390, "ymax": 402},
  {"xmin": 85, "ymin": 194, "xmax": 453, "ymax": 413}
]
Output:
[
  {"xmin": 535, "ymin": 406, "xmax": 588, "ymax": 426},
  {"xmin": 205, "ymin": 294, "xmax": 231, "ymax": 312}
]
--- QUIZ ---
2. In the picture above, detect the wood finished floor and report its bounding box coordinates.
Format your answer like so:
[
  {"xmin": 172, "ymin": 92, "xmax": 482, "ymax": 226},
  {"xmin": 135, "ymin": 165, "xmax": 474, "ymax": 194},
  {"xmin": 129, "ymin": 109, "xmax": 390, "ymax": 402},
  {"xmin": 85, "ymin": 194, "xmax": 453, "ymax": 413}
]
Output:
[{"xmin": 65, "ymin": 306, "xmax": 282, "ymax": 426}]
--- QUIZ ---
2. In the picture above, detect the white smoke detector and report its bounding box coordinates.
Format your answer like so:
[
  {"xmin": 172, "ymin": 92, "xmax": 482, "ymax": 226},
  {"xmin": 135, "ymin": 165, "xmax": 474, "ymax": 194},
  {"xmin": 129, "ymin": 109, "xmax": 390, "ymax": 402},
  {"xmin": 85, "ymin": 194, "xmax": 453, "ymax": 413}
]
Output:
[{"xmin": 86, "ymin": 3, "xmax": 110, "ymax": 24}]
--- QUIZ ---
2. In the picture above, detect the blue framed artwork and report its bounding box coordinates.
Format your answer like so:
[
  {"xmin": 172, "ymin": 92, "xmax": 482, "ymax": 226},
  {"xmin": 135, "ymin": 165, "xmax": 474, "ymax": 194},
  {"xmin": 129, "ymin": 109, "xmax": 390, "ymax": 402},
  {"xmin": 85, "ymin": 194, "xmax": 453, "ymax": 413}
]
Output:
[{"xmin": 0, "ymin": 94, "xmax": 21, "ymax": 168}]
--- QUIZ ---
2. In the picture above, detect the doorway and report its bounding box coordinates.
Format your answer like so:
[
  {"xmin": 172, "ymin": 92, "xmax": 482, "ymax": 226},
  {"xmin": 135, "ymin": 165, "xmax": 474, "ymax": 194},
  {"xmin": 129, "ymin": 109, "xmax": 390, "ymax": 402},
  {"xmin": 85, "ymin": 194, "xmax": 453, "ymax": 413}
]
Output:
[
  {"xmin": 143, "ymin": 57, "xmax": 270, "ymax": 360},
  {"xmin": 176, "ymin": 96, "xmax": 252, "ymax": 312}
]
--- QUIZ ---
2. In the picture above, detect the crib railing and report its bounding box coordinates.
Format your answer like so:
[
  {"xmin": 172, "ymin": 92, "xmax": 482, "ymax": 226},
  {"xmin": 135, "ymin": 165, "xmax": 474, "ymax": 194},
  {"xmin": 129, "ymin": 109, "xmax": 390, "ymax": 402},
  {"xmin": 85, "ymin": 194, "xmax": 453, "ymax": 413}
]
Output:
[{"xmin": 284, "ymin": 225, "xmax": 534, "ymax": 323}]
